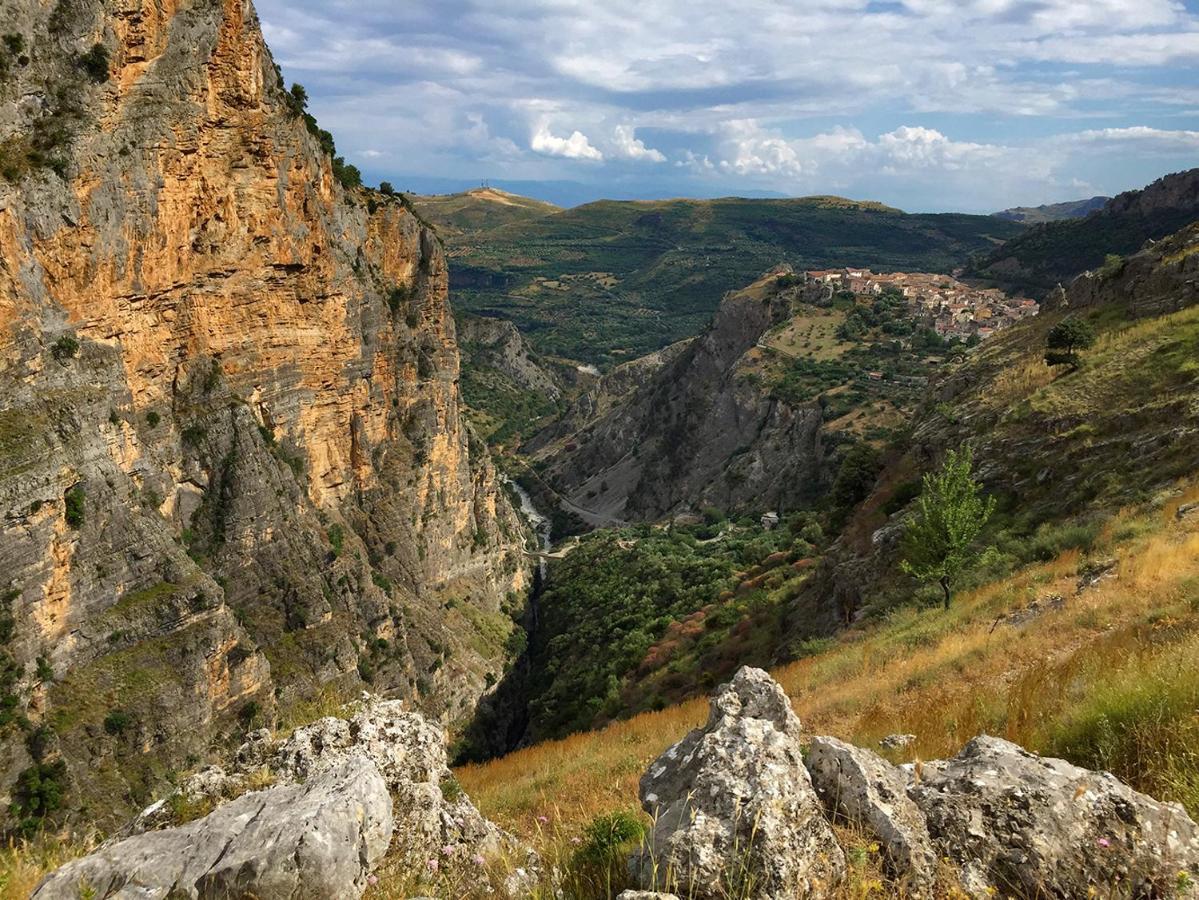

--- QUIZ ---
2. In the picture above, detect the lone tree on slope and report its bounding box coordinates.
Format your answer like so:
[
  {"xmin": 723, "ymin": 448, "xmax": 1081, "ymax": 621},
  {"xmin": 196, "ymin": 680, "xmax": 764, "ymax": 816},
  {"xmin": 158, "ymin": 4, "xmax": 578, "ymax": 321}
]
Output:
[
  {"xmin": 1045, "ymin": 317, "xmax": 1096, "ymax": 368},
  {"xmin": 900, "ymin": 446, "xmax": 995, "ymax": 610}
]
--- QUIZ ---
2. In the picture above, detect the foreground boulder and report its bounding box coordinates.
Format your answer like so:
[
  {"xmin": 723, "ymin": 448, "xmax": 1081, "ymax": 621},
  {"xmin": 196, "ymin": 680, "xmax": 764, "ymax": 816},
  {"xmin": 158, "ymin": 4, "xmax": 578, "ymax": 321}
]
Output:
[
  {"xmin": 34, "ymin": 756, "xmax": 391, "ymax": 899},
  {"xmin": 806, "ymin": 735, "xmax": 937, "ymax": 895},
  {"xmin": 635, "ymin": 667, "xmax": 845, "ymax": 898},
  {"xmin": 910, "ymin": 735, "xmax": 1199, "ymax": 898},
  {"xmin": 39, "ymin": 699, "xmax": 532, "ymax": 898},
  {"xmin": 271, "ymin": 698, "xmax": 511, "ymax": 867}
]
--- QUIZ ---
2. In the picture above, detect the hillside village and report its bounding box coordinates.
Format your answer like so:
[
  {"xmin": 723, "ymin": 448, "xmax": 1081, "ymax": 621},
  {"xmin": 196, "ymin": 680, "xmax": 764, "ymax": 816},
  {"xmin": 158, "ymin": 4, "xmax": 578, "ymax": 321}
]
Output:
[{"xmin": 804, "ymin": 267, "xmax": 1039, "ymax": 340}]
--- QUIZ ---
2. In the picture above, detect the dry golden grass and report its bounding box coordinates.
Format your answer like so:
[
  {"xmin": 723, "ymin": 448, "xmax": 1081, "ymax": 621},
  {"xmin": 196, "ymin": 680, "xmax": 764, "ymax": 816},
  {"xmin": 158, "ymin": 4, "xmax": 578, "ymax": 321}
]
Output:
[
  {"xmin": 0, "ymin": 835, "xmax": 98, "ymax": 898},
  {"xmin": 987, "ymin": 358, "xmax": 1055, "ymax": 408}
]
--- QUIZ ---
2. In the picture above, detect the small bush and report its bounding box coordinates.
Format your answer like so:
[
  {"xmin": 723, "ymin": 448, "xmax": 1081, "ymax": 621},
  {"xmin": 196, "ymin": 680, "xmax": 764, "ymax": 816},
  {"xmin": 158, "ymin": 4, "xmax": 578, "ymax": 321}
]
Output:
[
  {"xmin": 284, "ymin": 82, "xmax": 308, "ymax": 117},
  {"xmin": 569, "ymin": 810, "xmax": 645, "ymax": 895},
  {"xmin": 50, "ymin": 335, "xmax": 78, "ymax": 361},
  {"xmin": 332, "ymin": 156, "xmax": 362, "ymax": 190},
  {"xmin": 63, "ymin": 485, "xmax": 85, "ymax": 529},
  {"xmin": 103, "ymin": 709, "xmax": 131, "ymax": 735},
  {"xmin": 11, "ymin": 760, "xmax": 67, "ymax": 834},
  {"xmin": 328, "ymin": 524, "xmax": 344, "ymax": 557},
  {"xmin": 34, "ymin": 656, "xmax": 52, "ymax": 683},
  {"xmin": 145, "ymin": 411, "xmax": 160, "ymax": 428},
  {"xmin": 78, "ymin": 43, "xmax": 109, "ymax": 82}
]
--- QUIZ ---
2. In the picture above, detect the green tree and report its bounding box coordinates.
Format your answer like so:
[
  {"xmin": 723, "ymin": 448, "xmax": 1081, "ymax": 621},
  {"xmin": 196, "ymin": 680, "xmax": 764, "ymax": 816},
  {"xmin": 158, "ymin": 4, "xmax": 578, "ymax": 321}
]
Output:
[
  {"xmin": 285, "ymin": 83, "xmax": 308, "ymax": 117},
  {"xmin": 900, "ymin": 446, "xmax": 995, "ymax": 610},
  {"xmin": 1045, "ymin": 317, "xmax": 1096, "ymax": 368}
]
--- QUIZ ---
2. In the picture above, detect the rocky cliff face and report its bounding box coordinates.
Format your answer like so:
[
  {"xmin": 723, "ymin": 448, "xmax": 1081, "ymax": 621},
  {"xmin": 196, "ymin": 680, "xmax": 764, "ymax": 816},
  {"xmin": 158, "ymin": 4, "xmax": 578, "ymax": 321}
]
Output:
[
  {"xmin": 532, "ymin": 271, "xmax": 825, "ymax": 523},
  {"xmin": 1046, "ymin": 220, "xmax": 1199, "ymax": 316},
  {"xmin": 0, "ymin": 0, "xmax": 527, "ymax": 828}
]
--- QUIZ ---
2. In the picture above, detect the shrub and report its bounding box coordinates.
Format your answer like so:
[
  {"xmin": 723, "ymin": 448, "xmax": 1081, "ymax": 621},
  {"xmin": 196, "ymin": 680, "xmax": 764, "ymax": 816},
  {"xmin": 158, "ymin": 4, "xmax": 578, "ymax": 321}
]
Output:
[
  {"xmin": 50, "ymin": 335, "xmax": 78, "ymax": 361},
  {"xmin": 78, "ymin": 43, "xmax": 109, "ymax": 82},
  {"xmin": 11, "ymin": 760, "xmax": 67, "ymax": 834},
  {"xmin": 328, "ymin": 524, "xmax": 344, "ymax": 557},
  {"xmin": 145, "ymin": 410, "xmax": 160, "ymax": 428},
  {"xmin": 103, "ymin": 709, "xmax": 131, "ymax": 735},
  {"xmin": 379, "ymin": 181, "xmax": 395, "ymax": 196},
  {"xmin": 285, "ymin": 82, "xmax": 308, "ymax": 117},
  {"xmin": 34, "ymin": 656, "xmax": 52, "ymax": 683},
  {"xmin": 1099, "ymin": 253, "xmax": 1125, "ymax": 280},
  {"xmin": 332, "ymin": 156, "xmax": 362, "ymax": 190},
  {"xmin": 63, "ymin": 485, "xmax": 85, "ymax": 529},
  {"xmin": 570, "ymin": 810, "xmax": 645, "ymax": 895}
]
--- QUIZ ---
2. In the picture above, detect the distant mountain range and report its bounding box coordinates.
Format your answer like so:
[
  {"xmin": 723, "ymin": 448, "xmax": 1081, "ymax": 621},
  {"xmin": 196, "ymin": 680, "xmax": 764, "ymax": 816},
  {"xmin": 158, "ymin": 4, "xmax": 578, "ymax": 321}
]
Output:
[
  {"xmin": 412, "ymin": 190, "xmax": 1022, "ymax": 366},
  {"xmin": 992, "ymin": 196, "xmax": 1109, "ymax": 224}
]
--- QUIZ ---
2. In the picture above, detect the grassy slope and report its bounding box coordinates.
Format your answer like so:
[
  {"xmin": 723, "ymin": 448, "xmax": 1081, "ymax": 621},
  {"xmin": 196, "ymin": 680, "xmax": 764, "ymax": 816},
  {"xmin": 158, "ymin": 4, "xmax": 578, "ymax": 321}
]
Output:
[
  {"xmin": 443, "ymin": 196, "xmax": 1023, "ymax": 365},
  {"xmin": 449, "ymin": 486, "xmax": 1199, "ymax": 896}
]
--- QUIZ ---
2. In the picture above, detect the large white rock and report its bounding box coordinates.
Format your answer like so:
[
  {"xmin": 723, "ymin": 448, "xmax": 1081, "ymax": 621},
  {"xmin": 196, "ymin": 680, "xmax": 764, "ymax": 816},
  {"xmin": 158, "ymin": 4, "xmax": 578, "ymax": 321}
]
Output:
[
  {"xmin": 807, "ymin": 735, "xmax": 937, "ymax": 896},
  {"xmin": 34, "ymin": 756, "xmax": 392, "ymax": 899},
  {"xmin": 635, "ymin": 666, "xmax": 845, "ymax": 899},
  {"xmin": 273, "ymin": 697, "xmax": 509, "ymax": 866},
  {"xmin": 909, "ymin": 735, "xmax": 1199, "ymax": 898}
]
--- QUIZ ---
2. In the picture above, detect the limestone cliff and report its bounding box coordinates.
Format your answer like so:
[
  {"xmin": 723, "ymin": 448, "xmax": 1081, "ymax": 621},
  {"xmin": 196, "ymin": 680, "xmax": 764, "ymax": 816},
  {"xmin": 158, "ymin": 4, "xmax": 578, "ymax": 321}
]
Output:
[
  {"xmin": 0, "ymin": 0, "xmax": 527, "ymax": 828},
  {"xmin": 532, "ymin": 271, "xmax": 826, "ymax": 523}
]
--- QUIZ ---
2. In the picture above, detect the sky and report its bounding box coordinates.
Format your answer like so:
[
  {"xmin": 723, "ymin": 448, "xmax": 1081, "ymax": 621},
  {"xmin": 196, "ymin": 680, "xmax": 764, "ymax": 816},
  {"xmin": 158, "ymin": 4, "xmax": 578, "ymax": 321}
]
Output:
[{"xmin": 255, "ymin": 0, "xmax": 1199, "ymax": 212}]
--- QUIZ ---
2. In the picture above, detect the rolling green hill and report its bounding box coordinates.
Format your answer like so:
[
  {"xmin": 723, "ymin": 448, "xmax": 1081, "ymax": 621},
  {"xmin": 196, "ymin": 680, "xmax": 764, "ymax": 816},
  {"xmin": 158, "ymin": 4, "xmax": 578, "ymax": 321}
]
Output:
[
  {"xmin": 420, "ymin": 194, "xmax": 1024, "ymax": 366},
  {"xmin": 413, "ymin": 187, "xmax": 561, "ymax": 240}
]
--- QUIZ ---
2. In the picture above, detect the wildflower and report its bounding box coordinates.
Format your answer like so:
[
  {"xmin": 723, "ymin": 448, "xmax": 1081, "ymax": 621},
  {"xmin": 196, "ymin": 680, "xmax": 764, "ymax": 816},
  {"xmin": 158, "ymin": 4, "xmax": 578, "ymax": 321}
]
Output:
[
  {"xmin": 473, "ymin": 854, "xmax": 486, "ymax": 867},
  {"xmin": 367, "ymin": 875, "xmax": 378, "ymax": 886},
  {"xmin": 1098, "ymin": 838, "xmax": 1111, "ymax": 848},
  {"xmin": 868, "ymin": 842, "xmax": 880, "ymax": 854},
  {"xmin": 537, "ymin": 815, "xmax": 549, "ymax": 824},
  {"xmin": 427, "ymin": 858, "xmax": 439, "ymax": 873},
  {"xmin": 442, "ymin": 843, "xmax": 456, "ymax": 856},
  {"xmin": 569, "ymin": 836, "xmax": 582, "ymax": 845}
]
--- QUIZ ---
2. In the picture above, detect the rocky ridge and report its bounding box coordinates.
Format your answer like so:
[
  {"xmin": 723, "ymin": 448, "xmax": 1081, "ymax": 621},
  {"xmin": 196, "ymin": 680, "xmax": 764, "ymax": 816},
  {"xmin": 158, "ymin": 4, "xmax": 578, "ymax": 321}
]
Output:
[
  {"xmin": 531, "ymin": 269, "xmax": 826, "ymax": 523},
  {"xmin": 976, "ymin": 167, "xmax": 1199, "ymax": 294},
  {"xmin": 0, "ymin": 0, "xmax": 527, "ymax": 829}
]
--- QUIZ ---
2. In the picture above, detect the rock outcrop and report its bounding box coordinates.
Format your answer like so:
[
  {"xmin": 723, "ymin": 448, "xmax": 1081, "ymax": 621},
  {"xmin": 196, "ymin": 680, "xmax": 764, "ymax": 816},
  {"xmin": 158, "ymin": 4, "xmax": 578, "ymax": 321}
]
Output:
[
  {"xmin": 632, "ymin": 669, "xmax": 1199, "ymax": 900},
  {"xmin": 635, "ymin": 667, "xmax": 846, "ymax": 899},
  {"xmin": 1046, "ymin": 220, "xmax": 1199, "ymax": 316},
  {"xmin": 910, "ymin": 735, "xmax": 1199, "ymax": 898},
  {"xmin": 533, "ymin": 271, "xmax": 826, "ymax": 523},
  {"xmin": 0, "ymin": 0, "xmax": 529, "ymax": 829},
  {"xmin": 457, "ymin": 315, "xmax": 563, "ymax": 402},
  {"xmin": 807, "ymin": 735, "xmax": 937, "ymax": 895},
  {"xmin": 37, "ymin": 699, "xmax": 528, "ymax": 898},
  {"xmin": 34, "ymin": 755, "xmax": 392, "ymax": 899}
]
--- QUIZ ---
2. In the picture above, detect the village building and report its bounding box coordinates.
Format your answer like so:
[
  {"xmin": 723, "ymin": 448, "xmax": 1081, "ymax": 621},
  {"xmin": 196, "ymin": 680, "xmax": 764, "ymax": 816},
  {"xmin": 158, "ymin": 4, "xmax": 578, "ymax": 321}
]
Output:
[{"xmin": 802, "ymin": 267, "xmax": 1038, "ymax": 340}]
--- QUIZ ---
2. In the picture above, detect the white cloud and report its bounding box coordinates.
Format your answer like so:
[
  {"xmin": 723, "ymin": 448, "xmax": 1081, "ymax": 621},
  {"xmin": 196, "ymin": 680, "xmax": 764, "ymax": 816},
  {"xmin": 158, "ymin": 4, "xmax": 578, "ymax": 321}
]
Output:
[
  {"xmin": 531, "ymin": 120, "xmax": 604, "ymax": 161},
  {"xmin": 254, "ymin": 0, "xmax": 1199, "ymax": 209},
  {"xmin": 610, "ymin": 125, "xmax": 666, "ymax": 162}
]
